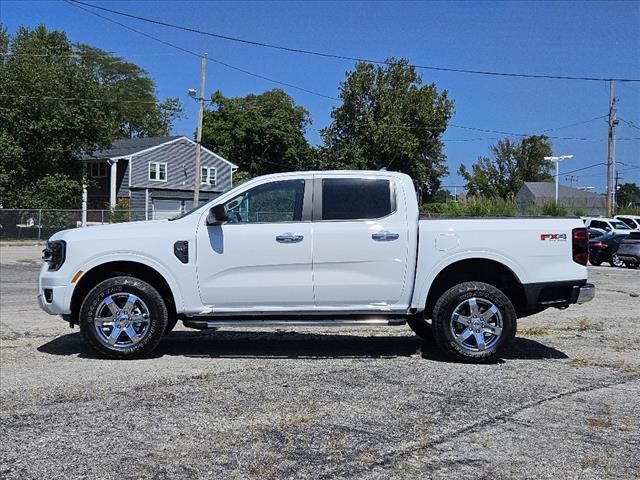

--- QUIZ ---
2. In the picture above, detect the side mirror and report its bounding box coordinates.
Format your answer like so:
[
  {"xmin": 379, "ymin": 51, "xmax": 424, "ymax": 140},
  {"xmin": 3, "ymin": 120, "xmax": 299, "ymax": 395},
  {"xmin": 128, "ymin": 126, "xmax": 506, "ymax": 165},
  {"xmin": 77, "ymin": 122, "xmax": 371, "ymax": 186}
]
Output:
[{"xmin": 207, "ymin": 204, "xmax": 228, "ymax": 226}]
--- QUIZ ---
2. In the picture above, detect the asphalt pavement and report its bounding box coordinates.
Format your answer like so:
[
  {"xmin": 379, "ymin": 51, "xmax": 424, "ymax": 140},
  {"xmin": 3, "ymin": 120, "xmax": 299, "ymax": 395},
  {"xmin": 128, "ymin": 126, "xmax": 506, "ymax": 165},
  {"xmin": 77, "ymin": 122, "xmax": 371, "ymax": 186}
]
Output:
[{"xmin": 0, "ymin": 244, "xmax": 638, "ymax": 479}]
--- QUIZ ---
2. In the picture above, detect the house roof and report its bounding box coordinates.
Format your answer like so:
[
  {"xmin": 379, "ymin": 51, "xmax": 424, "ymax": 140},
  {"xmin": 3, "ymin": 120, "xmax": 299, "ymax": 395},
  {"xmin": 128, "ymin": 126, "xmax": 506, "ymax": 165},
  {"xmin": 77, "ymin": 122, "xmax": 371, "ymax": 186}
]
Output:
[
  {"xmin": 83, "ymin": 136, "xmax": 182, "ymax": 160},
  {"xmin": 518, "ymin": 182, "xmax": 605, "ymax": 201},
  {"xmin": 82, "ymin": 135, "xmax": 238, "ymax": 169}
]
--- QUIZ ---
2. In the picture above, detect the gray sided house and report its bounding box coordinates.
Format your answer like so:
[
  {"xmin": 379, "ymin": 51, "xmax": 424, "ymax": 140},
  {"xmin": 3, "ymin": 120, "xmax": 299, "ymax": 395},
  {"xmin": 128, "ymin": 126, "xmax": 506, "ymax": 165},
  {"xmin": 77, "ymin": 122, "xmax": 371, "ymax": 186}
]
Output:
[
  {"xmin": 515, "ymin": 182, "xmax": 607, "ymax": 216},
  {"xmin": 82, "ymin": 136, "xmax": 237, "ymax": 220}
]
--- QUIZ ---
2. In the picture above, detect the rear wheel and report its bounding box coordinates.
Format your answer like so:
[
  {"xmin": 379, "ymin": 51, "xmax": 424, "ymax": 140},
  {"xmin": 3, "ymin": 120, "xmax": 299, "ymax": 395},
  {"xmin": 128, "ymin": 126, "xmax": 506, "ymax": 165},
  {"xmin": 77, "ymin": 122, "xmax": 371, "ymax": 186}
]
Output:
[
  {"xmin": 79, "ymin": 276, "xmax": 168, "ymax": 359},
  {"xmin": 590, "ymin": 256, "xmax": 602, "ymax": 266},
  {"xmin": 610, "ymin": 254, "xmax": 624, "ymax": 268},
  {"xmin": 431, "ymin": 282, "xmax": 516, "ymax": 362}
]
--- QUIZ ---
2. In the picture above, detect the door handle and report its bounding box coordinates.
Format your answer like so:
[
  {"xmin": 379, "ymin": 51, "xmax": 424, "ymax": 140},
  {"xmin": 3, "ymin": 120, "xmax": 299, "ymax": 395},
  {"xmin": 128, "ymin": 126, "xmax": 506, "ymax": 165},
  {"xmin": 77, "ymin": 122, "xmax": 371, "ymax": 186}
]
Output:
[
  {"xmin": 276, "ymin": 233, "xmax": 304, "ymax": 243},
  {"xmin": 371, "ymin": 231, "xmax": 400, "ymax": 241}
]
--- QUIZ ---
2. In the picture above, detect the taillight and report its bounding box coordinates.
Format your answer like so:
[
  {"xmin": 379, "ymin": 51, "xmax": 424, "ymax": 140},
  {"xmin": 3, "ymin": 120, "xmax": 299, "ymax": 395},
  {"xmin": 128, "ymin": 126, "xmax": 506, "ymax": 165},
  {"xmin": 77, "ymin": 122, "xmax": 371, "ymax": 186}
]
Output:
[
  {"xmin": 590, "ymin": 241, "xmax": 606, "ymax": 248},
  {"xmin": 572, "ymin": 228, "xmax": 588, "ymax": 266}
]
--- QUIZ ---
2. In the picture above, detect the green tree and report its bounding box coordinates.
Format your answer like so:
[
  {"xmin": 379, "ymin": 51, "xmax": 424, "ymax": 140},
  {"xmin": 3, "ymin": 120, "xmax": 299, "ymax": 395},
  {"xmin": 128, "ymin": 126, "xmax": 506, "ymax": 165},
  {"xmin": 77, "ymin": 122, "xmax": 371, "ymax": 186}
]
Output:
[
  {"xmin": 320, "ymin": 58, "xmax": 454, "ymax": 197},
  {"xmin": 201, "ymin": 89, "xmax": 314, "ymax": 177},
  {"xmin": 458, "ymin": 135, "xmax": 553, "ymax": 198},
  {"xmin": 77, "ymin": 44, "xmax": 183, "ymax": 138},
  {"xmin": 617, "ymin": 182, "xmax": 640, "ymax": 209},
  {"xmin": 0, "ymin": 25, "xmax": 183, "ymax": 208},
  {"xmin": 0, "ymin": 26, "xmax": 113, "ymax": 208}
]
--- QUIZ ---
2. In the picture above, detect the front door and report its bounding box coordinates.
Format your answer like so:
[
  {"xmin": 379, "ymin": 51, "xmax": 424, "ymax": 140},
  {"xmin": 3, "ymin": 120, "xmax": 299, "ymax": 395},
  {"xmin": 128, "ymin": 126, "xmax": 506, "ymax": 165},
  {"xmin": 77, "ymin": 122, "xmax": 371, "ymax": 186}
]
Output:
[{"xmin": 196, "ymin": 177, "xmax": 314, "ymax": 310}]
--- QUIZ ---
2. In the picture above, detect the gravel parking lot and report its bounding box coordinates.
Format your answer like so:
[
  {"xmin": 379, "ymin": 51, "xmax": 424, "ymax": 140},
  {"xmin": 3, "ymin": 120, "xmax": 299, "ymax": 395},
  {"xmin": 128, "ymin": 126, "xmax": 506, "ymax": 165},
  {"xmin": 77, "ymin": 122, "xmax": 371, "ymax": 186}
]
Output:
[{"xmin": 1, "ymin": 244, "xmax": 639, "ymax": 479}]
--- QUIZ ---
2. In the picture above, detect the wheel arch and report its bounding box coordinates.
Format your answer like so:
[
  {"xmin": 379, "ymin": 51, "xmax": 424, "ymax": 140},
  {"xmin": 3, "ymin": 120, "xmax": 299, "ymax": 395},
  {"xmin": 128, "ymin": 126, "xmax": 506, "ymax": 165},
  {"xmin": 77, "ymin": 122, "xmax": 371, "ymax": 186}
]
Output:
[
  {"xmin": 421, "ymin": 258, "xmax": 527, "ymax": 318},
  {"xmin": 69, "ymin": 260, "xmax": 180, "ymax": 326}
]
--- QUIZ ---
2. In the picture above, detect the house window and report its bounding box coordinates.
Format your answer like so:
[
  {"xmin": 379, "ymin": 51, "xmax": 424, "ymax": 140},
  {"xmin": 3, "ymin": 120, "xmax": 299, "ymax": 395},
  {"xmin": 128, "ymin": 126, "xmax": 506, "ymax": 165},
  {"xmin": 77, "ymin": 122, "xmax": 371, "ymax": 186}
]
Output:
[
  {"xmin": 201, "ymin": 167, "xmax": 217, "ymax": 185},
  {"xmin": 90, "ymin": 162, "xmax": 107, "ymax": 178},
  {"xmin": 149, "ymin": 162, "xmax": 167, "ymax": 182}
]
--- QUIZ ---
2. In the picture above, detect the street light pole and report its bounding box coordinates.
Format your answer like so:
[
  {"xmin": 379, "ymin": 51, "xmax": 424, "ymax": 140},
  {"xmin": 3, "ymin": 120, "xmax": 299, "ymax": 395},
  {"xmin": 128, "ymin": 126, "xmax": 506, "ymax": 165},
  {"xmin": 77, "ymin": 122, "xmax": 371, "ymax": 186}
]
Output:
[{"xmin": 545, "ymin": 155, "xmax": 573, "ymax": 205}]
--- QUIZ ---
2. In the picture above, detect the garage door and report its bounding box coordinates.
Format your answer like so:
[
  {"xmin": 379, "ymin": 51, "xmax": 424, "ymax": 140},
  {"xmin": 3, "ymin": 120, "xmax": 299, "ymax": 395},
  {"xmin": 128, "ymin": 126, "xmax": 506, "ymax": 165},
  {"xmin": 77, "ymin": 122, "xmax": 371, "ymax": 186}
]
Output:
[{"xmin": 152, "ymin": 199, "xmax": 182, "ymax": 220}]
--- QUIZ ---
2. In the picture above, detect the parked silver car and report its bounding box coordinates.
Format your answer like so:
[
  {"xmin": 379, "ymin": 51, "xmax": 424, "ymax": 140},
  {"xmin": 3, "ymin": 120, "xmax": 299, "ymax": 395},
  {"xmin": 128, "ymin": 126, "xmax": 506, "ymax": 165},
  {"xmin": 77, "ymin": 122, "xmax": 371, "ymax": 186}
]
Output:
[{"xmin": 616, "ymin": 232, "xmax": 640, "ymax": 268}]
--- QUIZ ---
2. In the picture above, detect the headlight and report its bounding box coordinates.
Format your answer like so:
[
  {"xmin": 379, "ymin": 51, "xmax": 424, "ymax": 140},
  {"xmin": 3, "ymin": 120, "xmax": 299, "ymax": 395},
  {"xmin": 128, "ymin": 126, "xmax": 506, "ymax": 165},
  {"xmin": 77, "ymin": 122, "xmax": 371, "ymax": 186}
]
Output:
[{"xmin": 42, "ymin": 240, "xmax": 66, "ymax": 271}]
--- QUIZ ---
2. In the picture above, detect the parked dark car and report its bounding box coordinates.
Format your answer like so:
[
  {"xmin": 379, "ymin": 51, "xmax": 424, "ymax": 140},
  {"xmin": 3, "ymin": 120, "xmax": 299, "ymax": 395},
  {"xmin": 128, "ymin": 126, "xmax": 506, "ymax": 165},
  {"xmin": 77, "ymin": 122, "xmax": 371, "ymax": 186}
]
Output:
[
  {"xmin": 589, "ymin": 233, "xmax": 628, "ymax": 267},
  {"xmin": 615, "ymin": 232, "xmax": 640, "ymax": 268}
]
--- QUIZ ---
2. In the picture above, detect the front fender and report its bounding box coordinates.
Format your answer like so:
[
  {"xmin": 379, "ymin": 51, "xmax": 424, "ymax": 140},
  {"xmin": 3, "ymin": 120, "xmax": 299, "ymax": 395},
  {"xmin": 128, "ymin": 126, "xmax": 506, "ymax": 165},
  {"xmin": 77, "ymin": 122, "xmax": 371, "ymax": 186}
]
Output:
[{"xmin": 64, "ymin": 252, "xmax": 186, "ymax": 313}]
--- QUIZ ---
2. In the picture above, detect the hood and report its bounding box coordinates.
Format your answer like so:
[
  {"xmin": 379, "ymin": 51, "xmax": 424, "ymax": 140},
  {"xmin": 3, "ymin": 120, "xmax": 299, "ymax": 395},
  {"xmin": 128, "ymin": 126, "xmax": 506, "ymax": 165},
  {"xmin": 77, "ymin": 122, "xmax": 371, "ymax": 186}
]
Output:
[{"xmin": 49, "ymin": 218, "xmax": 178, "ymax": 243}]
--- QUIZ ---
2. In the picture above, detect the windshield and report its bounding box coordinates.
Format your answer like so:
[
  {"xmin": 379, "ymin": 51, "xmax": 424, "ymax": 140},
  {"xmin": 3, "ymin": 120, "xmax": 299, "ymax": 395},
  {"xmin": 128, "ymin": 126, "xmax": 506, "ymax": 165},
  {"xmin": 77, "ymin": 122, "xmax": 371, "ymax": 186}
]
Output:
[{"xmin": 610, "ymin": 221, "xmax": 631, "ymax": 230}]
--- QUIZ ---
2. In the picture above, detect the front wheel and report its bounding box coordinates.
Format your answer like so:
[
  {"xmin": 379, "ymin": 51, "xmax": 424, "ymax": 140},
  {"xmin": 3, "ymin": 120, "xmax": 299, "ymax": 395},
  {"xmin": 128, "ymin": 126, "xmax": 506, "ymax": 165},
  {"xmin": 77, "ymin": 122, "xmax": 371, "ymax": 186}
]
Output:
[
  {"xmin": 610, "ymin": 254, "xmax": 624, "ymax": 268},
  {"xmin": 407, "ymin": 314, "xmax": 432, "ymax": 339},
  {"xmin": 79, "ymin": 276, "xmax": 168, "ymax": 359},
  {"xmin": 431, "ymin": 282, "xmax": 516, "ymax": 362}
]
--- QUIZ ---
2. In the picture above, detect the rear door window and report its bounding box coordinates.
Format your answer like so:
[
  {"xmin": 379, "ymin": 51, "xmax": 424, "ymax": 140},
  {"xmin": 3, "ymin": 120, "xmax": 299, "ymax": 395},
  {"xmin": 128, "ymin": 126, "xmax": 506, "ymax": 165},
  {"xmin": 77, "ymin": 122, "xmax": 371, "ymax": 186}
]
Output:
[{"xmin": 320, "ymin": 178, "xmax": 394, "ymax": 220}]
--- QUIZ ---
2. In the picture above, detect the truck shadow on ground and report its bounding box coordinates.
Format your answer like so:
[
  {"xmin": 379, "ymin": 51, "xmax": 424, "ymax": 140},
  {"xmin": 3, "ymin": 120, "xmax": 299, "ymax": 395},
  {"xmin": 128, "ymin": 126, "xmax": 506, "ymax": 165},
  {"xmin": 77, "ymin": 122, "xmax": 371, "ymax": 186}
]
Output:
[{"xmin": 37, "ymin": 330, "xmax": 568, "ymax": 362}]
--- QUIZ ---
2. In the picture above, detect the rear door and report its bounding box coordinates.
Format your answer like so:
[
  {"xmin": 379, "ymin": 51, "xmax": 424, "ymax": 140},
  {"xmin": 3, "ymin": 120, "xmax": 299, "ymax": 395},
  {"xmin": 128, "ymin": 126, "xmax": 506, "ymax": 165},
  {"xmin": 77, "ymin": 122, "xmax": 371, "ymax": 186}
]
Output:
[{"xmin": 311, "ymin": 175, "xmax": 411, "ymax": 310}]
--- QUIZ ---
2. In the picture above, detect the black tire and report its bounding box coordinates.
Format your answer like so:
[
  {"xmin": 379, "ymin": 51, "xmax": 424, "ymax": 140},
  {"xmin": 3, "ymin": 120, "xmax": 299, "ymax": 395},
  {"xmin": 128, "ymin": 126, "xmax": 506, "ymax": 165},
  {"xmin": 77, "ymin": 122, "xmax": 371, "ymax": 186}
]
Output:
[
  {"xmin": 431, "ymin": 281, "xmax": 517, "ymax": 362},
  {"xmin": 610, "ymin": 254, "xmax": 624, "ymax": 268},
  {"xmin": 164, "ymin": 315, "xmax": 179, "ymax": 335},
  {"xmin": 79, "ymin": 276, "xmax": 168, "ymax": 359},
  {"xmin": 590, "ymin": 256, "xmax": 602, "ymax": 266},
  {"xmin": 407, "ymin": 314, "xmax": 433, "ymax": 340}
]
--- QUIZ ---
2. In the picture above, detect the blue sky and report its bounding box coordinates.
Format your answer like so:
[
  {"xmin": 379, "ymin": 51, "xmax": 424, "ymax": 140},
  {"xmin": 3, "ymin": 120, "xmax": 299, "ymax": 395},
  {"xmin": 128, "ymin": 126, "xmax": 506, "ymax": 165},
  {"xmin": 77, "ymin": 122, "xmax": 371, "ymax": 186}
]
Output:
[{"xmin": 2, "ymin": 0, "xmax": 639, "ymax": 190}]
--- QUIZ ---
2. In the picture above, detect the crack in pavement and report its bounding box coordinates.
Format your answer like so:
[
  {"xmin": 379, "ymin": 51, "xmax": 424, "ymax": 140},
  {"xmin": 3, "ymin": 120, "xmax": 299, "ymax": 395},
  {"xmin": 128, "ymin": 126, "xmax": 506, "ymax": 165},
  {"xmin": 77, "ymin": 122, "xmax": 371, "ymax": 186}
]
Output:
[
  {"xmin": 357, "ymin": 373, "xmax": 640, "ymax": 475},
  {"xmin": 596, "ymin": 287, "xmax": 640, "ymax": 297}
]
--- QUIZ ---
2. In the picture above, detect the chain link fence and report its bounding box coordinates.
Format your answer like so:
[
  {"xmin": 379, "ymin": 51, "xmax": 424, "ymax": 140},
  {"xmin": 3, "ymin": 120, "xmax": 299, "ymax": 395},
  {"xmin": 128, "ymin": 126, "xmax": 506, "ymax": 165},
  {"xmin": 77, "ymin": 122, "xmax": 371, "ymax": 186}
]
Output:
[{"xmin": 0, "ymin": 209, "xmax": 148, "ymax": 241}]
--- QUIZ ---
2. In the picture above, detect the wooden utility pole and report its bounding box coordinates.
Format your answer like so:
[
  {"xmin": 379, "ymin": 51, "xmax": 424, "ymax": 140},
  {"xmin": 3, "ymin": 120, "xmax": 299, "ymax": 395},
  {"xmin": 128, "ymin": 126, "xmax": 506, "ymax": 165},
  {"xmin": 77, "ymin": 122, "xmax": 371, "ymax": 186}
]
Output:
[
  {"xmin": 606, "ymin": 80, "xmax": 616, "ymax": 217},
  {"xmin": 193, "ymin": 54, "xmax": 207, "ymax": 205},
  {"xmin": 565, "ymin": 175, "xmax": 579, "ymax": 188}
]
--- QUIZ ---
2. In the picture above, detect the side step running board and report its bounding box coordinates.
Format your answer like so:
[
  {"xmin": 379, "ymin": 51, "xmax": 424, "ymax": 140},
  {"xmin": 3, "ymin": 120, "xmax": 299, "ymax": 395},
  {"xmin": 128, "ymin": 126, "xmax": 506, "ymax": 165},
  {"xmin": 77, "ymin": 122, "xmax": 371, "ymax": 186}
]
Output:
[{"xmin": 183, "ymin": 317, "xmax": 406, "ymax": 330}]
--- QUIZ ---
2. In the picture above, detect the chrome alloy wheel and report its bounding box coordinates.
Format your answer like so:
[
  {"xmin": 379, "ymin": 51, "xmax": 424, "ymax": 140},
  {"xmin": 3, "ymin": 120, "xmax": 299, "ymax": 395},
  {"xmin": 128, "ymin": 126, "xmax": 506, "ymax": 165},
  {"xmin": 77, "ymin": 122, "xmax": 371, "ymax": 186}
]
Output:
[
  {"xmin": 450, "ymin": 297, "xmax": 503, "ymax": 352},
  {"xmin": 611, "ymin": 254, "xmax": 624, "ymax": 268},
  {"xmin": 94, "ymin": 293, "xmax": 151, "ymax": 349}
]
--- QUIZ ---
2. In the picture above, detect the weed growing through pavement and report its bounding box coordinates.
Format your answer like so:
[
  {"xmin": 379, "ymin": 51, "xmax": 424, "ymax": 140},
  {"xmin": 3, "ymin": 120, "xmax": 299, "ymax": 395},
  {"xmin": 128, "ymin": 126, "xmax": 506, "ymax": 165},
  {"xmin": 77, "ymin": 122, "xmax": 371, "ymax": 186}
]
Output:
[
  {"xmin": 576, "ymin": 319, "xmax": 591, "ymax": 331},
  {"xmin": 587, "ymin": 418, "xmax": 613, "ymax": 429},
  {"xmin": 518, "ymin": 327, "xmax": 550, "ymax": 336}
]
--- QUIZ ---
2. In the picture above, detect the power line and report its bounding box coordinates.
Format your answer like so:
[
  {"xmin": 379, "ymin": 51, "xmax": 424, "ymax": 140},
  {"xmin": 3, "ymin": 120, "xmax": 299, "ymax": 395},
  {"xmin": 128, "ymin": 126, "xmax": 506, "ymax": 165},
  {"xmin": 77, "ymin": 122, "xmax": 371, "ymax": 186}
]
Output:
[
  {"xmin": 618, "ymin": 118, "xmax": 640, "ymax": 131},
  {"xmin": 3, "ymin": 93, "xmax": 633, "ymax": 142},
  {"xmin": 553, "ymin": 162, "xmax": 606, "ymax": 177},
  {"xmin": 619, "ymin": 161, "xmax": 640, "ymax": 170},
  {"xmin": 66, "ymin": 0, "xmax": 640, "ymax": 83},
  {"xmin": 0, "ymin": 94, "xmax": 158, "ymax": 104},
  {"xmin": 64, "ymin": 0, "xmax": 339, "ymax": 101},
  {"xmin": 0, "ymin": 52, "xmax": 183, "ymax": 57}
]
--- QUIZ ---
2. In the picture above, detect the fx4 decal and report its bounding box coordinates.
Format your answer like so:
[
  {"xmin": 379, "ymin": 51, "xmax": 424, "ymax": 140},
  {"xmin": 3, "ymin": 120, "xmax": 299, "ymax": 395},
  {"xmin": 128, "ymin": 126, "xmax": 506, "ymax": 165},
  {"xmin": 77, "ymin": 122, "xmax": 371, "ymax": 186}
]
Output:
[{"xmin": 540, "ymin": 233, "xmax": 567, "ymax": 241}]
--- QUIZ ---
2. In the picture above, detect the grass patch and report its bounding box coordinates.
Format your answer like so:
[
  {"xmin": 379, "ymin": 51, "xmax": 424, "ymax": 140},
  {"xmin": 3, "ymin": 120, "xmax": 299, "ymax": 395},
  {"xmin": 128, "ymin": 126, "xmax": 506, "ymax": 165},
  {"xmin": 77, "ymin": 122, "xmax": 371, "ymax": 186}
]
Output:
[
  {"xmin": 580, "ymin": 457, "xmax": 602, "ymax": 470},
  {"xmin": 16, "ymin": 258, "xmax": 38, "ymax": 265},
  {"xmin": 518, "ymin": 327, "xmax": 550, "ymax": 336},
  {"xmin": 570, "ymin": 357, "xmax": 589, "ymax": 368},
  {"xmin": 587, "ymin": 418, "xmax": 612, "ymax": 429},
  {"xmin": 281, "ymin": 414, "xmax": 313, "ymax": 426},
  {"xmin": 576, "ymin": 319, "xmax": 591, "ymax": 331}
]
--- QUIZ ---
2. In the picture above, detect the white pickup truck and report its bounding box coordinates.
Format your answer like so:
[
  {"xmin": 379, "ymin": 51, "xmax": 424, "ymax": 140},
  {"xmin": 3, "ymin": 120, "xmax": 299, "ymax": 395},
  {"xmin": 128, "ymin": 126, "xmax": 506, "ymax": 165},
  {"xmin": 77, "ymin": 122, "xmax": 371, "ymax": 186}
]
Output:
[{"xmin": 38, "ymin": 170, "xmax": 594, "ymax": 361}]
